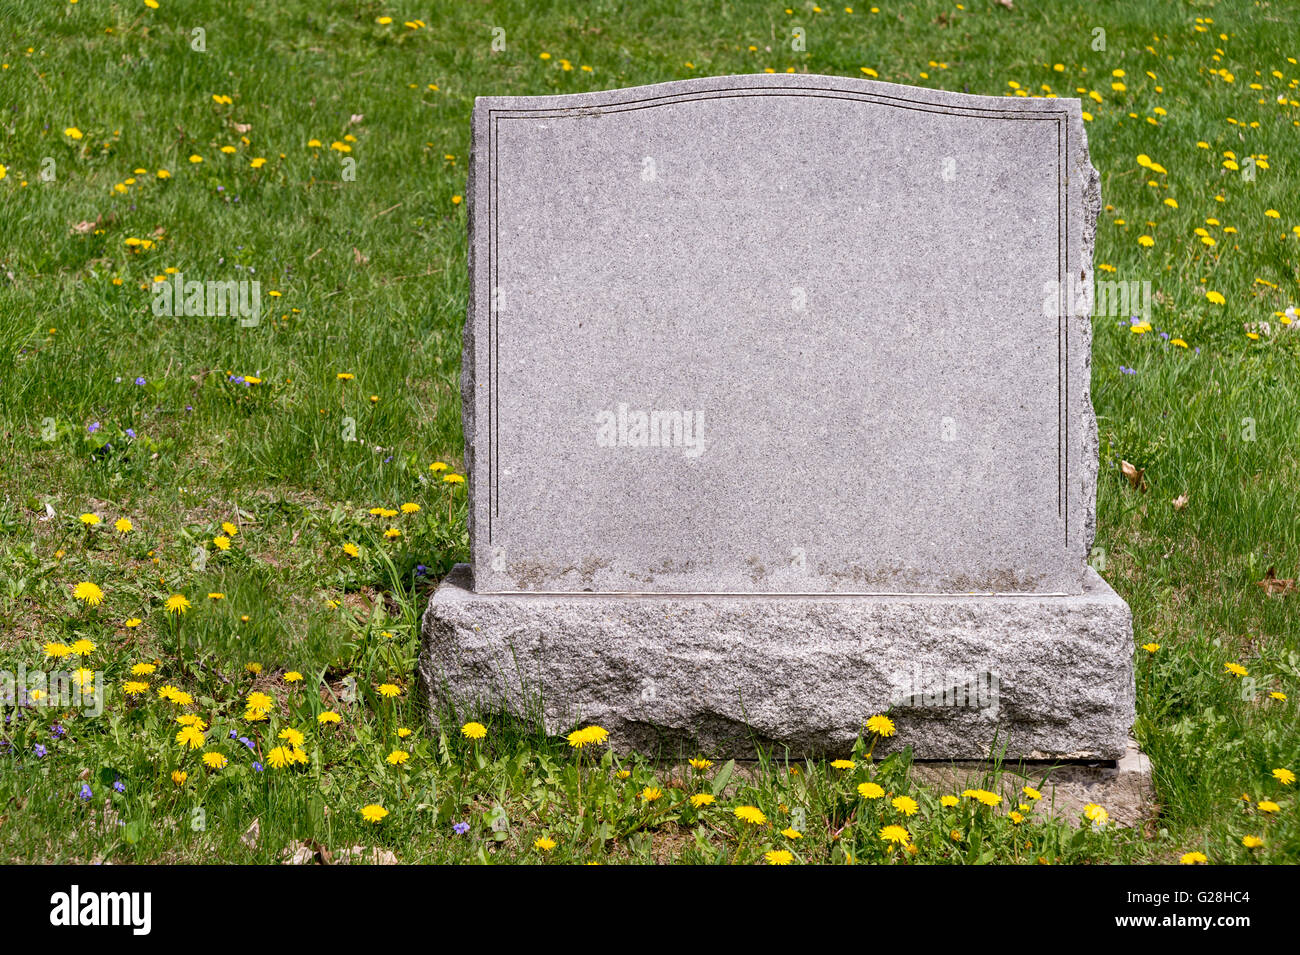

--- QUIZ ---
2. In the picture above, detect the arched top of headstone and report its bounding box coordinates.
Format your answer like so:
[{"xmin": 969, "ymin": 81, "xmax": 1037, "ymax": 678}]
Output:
[{"xmin": 460, "ymin": 74, "xmax": 1101, "ymax": 595}]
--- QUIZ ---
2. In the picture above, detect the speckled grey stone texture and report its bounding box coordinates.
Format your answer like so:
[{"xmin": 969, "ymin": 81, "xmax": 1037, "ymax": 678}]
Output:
[
  {"xmin": 431, "ymin": 74, "xmax": 1131, "ymax": 758},
  {"xmin": 421, "ymin": 564, "xmax": 1134, "ymax": 759},
  {"xmin": 463, "ymin": 73, "xmax": 1101, "ymax": 595}
]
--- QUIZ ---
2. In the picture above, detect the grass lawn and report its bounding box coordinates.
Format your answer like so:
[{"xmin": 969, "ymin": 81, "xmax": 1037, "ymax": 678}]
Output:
[{"xmin": 0, "ymin": 0, "xmax": 1297, "ymax": 864}]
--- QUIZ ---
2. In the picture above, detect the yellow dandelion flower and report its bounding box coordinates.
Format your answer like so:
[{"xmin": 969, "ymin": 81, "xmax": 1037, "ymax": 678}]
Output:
[
  {"xmin": 1083, "ymin": 803, "xmax": 1109, "ymax": 826},
  {"xmin": 865, "ymin": 714, "xmax": 896, "ymax": 737},
  {"xmin": 879, "ymin": 824, "xmax": 911, "ymax": 845},
  {"xmin": 733, "ymin": 805, "xmax": 767, "ymax": 825},
  {"xmin": 565, "ymin": 725, "xmax": 609, "ymax": 748},
  {"xmin": 892, "ymin": 795, "xmax": 919, "ymax": 816}
]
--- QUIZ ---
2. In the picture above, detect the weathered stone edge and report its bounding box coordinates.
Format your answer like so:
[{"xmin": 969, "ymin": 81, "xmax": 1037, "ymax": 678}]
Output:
[{"xmin": 420, "ymin": 564, "xmax": 1135, "ymax": 760}]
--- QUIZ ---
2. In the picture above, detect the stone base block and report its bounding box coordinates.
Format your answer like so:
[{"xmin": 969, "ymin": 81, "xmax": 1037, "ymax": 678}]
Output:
[{"xmin": 419, "ymin": 565, "xmax": 1135, "ymax": 760}]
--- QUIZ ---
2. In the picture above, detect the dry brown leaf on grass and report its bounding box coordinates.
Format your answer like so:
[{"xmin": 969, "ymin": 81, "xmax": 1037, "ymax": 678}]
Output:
[
  {"xmin": 334, "ymin": 846, "xmax": 398, "ymax": 865},
  {"xmin": 1172, "ymin": 493, "xmax": 1189, "ymax": 511},
  {"xmin": 353, "ymin": 247, "xmax": 368, "ymax": 265},
  {"xmin": 282, "ymin": 839, "xmax": 331, "ymax": 865},
  {"xmin": 281, "ymin": 840, "xmax": 396, "ymax": 865},
  {"xmin": 1256, "ymin": 566, "xmax": 1296, "ymax": 597},
  {"xmin": 1121, "ymin": 460, "xmax": 1148, "ymax": 492},
  {"xmin": 241, "ymin": 817, "xmax": 260, "ymax": 849}
]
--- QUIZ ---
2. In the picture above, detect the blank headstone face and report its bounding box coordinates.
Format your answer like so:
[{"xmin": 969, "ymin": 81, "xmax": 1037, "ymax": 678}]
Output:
[{"xmin": 463, "ymin": 74, "xmax": 1098, "ymax": 595}]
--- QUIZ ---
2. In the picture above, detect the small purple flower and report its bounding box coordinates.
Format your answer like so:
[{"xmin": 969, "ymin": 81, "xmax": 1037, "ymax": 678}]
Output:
[
  {"xmin": 252, "ymin": 761, "xmax": 264, "ymax": 772},
  {"xmin": 415, "ymin": 565, "xmax": 428, "ymax": 577},
  {"xmin": 33, "ymin": 743, "xmax": 47, "ymax": 758},
  {"xmin": 50, "ymin": 723, "xmax": 65, "ymax": 739},
  {"xmin": 453, "ymin": 821, "xmax": 470, "ymax": 835},
  {"xmin": 113, "ymin": 780, "xmax": 125, "ymax": 793},
  {"xmin": 229, "ymin": 729, "xmax": 238, "ymax": 739},
  {"xmin": 87, "ymin": 422, "xmax": 101, "ymax": 434},
  {"xmin": 240, "ymin": 736, "xmax": 254, "ymax": 750},
  {"xmin": 79, "ymin": 783, "xmax": 92, "ymax": 801},
  {"xmin": 134, "ymin": 376, "xmax": 146, "ymax": 386},
  {"xmin": 125, "ymin": 428, "xmax": 136, "ymax": 439}
]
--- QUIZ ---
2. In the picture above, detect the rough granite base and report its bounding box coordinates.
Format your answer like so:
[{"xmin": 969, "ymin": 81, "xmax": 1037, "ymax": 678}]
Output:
[{"xmin": 419, "ymin": 565, "xmax": 1135, "ymax": 760}]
